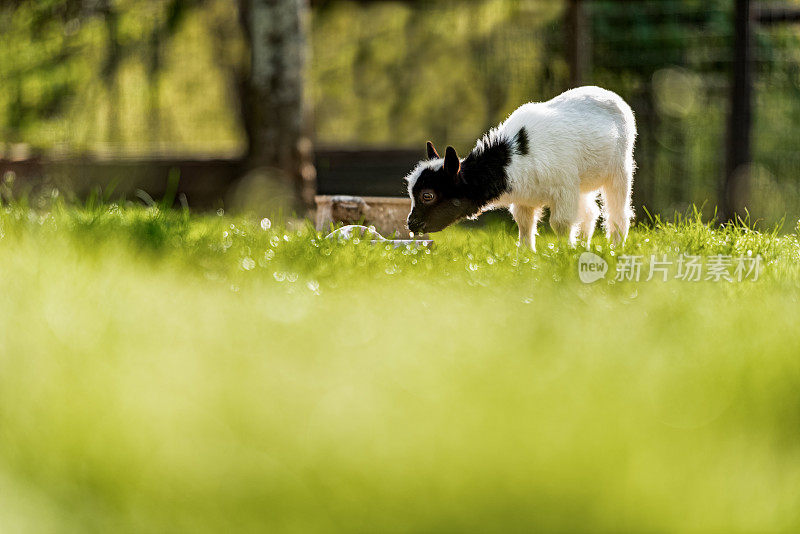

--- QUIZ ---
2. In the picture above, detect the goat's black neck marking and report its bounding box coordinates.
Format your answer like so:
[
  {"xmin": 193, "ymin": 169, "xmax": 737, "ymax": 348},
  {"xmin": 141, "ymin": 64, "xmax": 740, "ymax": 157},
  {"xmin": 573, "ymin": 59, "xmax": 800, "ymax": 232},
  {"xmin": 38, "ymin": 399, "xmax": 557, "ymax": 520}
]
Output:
[
  {"xmin": 515, "ymin": 127, "xmax": 529, "ymax": 156},
  {"xmin": 456, "ymin": 132, "xmax": 515, "ymax": 209}
]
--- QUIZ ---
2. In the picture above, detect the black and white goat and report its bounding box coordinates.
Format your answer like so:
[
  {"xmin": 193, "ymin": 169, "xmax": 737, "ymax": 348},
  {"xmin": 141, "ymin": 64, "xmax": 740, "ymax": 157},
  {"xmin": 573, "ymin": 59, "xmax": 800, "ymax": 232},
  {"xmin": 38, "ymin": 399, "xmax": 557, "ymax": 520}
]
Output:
[{"xmin": 405, "ymin": 86, "xmax": 636, "ymax": 249}]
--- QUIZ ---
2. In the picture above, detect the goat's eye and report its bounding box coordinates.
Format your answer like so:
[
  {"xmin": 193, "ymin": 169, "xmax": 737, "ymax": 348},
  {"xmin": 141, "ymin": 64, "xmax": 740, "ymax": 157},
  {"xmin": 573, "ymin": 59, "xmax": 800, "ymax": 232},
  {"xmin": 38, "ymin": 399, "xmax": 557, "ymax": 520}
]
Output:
[{"xmin": 421, "ymin": 191, "xmax": 435, "ymax": 203}]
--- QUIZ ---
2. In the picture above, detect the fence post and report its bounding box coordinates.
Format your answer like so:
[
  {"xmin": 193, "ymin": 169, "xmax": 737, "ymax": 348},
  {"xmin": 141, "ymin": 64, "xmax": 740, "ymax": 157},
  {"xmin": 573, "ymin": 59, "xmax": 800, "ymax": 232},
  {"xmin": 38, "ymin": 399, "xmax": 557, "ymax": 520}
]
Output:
[
  {"xmin": 566, "ymin": 0, "xmax": 590, "ymax": 87},
  {"xmin": 724, "ymin": 0, "xmax": 753, "ymax": 222}
]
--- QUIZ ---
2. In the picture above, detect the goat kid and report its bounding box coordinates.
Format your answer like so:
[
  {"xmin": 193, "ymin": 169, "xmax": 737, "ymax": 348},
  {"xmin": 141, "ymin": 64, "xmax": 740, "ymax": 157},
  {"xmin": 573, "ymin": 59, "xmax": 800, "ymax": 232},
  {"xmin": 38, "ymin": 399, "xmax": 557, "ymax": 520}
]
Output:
[{"xmin": 405, "ymin": 86, "xmax": 636, "ymax": 250}]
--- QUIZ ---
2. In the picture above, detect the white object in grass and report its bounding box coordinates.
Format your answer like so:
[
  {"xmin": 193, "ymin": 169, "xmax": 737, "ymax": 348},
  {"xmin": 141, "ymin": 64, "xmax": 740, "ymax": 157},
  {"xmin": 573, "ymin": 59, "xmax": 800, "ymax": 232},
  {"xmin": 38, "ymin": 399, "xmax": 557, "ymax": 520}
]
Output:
[{"xmin": 326, "ymin": 225, "xmax": 432, "ymax": 248}]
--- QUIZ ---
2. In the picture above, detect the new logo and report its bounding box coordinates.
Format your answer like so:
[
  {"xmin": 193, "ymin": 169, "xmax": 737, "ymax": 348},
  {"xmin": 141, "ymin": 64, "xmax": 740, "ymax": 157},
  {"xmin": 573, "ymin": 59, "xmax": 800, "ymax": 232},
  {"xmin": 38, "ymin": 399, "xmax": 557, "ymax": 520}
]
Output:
[{"xmin": 578, "ymin": 252, "xmax": 609, "ymax": 283}]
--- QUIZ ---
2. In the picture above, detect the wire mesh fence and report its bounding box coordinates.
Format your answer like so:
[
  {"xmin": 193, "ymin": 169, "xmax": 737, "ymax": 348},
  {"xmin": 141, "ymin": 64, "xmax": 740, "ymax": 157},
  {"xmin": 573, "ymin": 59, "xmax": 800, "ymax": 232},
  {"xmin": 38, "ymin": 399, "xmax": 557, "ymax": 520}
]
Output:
[{"xmin": 587, "ymin": 0, "xmax": 733, "ymax": 218}]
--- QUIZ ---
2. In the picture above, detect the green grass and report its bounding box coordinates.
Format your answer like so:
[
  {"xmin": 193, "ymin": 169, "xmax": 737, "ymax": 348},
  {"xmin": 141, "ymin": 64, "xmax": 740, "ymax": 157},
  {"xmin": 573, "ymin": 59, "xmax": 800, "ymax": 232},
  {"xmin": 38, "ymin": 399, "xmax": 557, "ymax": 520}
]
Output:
[{"xmin": 1, "ymin": 203, "xmax": 800, "ymax": 533}]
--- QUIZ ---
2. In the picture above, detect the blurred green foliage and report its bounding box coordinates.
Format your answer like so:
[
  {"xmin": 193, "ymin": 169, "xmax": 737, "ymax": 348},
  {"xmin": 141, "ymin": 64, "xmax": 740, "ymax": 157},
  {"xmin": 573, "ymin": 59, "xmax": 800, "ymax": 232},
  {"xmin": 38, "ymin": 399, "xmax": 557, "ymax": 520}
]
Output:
[
  {"xmin": 310, "ymin": 0, "xmax": 566, "ymax": 151},
  {"xmin": 1, "ymin": 202, "xmax": 800, "ymax": 531},
  {"xmin": 0, "ymin": 0, "xmax": 244, "ymax": 155}
]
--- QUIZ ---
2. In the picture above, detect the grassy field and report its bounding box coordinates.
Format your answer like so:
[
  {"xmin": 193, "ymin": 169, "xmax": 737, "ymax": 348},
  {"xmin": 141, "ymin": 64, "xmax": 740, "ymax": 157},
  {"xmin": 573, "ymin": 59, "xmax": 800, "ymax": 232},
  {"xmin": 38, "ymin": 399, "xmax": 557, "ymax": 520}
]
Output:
[{"xmin": 1, "ymin": 202, "xmax": 800, "ymax": 533}]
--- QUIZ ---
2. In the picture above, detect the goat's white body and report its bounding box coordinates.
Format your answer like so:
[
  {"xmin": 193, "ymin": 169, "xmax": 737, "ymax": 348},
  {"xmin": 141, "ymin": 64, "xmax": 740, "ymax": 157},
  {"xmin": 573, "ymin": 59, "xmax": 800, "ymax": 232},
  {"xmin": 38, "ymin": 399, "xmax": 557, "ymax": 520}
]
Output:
[{"xmin": 491, "ymin": 86, "xmax": 636, "ymax": 248}]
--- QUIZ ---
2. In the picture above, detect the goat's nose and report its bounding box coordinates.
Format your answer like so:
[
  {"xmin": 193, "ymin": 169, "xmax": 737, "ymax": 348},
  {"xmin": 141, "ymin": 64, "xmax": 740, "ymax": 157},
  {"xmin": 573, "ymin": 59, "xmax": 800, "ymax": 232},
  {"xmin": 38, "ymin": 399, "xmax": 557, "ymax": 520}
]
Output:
[{"xmin": 408, "ymin": 220, "xmax": 425, "ymax": 233}]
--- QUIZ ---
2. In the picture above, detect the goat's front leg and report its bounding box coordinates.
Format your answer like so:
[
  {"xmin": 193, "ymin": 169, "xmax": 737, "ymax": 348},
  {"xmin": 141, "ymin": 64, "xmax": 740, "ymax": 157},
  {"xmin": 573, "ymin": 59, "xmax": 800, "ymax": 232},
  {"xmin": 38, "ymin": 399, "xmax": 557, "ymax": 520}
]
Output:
[{"xmin": 510, "ymin": 204, "xmax": 542, "ymax": 250}]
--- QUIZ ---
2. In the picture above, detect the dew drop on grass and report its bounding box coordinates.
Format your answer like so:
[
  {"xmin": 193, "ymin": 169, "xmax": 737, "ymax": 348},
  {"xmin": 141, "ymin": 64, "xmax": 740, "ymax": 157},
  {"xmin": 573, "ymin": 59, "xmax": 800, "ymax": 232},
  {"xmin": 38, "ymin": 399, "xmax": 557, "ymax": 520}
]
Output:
[
  {"xmin": 221, "ymin": 231, "xmax": 233, "ymax": 249},
  {"xmin": 241, "ymin": 257, "xmax": 255, "ymax": 271},
  {"xmin": 468, "ymin": 263, "xmax": 479, "ymax": 272},
  {"xmin": 273, "ymin": 272, "xmax": 286, "ymax": 282}
]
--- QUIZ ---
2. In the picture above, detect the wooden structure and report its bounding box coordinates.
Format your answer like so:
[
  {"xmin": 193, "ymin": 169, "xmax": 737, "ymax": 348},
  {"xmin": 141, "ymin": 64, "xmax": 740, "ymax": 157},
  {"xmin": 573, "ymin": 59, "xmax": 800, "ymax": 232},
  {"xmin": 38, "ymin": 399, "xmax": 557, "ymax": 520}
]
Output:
[
  {"xmin": 315, "ymin": 195, "xmax": 412, "ymax": 236},
  {"xmin": 724, "ymin": 0, "xmax": 800, "ymax": 220},
  {"xmin": 724, "ymin": 0, "xmax": 754, "ymax": 220},
  {"xmin": 0, "ymin": 149, "xmax": 420, "ymax": 211},
  {"xmin": 565, "ymin": 0, "xmax": 590, "ymax": 88}
]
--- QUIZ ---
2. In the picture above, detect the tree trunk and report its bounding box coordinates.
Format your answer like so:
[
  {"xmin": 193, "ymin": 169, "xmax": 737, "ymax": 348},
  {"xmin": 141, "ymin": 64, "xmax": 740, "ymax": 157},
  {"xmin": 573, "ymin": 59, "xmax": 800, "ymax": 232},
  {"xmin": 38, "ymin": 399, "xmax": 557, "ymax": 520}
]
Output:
[{"xmin": 237, "ymin": 0, "xmax": 315, "ymax": 213}]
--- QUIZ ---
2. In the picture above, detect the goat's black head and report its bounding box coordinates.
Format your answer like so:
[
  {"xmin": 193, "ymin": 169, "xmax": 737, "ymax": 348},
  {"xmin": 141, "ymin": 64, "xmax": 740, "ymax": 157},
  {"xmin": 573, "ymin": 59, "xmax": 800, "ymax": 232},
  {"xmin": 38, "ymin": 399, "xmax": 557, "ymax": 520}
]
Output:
[{"xmin": 405, "ymin": 142, "xmax": 478, "ymax": 234}]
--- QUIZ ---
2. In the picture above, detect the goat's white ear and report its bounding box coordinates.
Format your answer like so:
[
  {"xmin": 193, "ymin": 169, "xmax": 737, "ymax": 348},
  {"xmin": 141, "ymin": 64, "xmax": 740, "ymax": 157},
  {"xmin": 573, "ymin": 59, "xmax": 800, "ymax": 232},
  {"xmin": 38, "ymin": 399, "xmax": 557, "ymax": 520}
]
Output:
[
  {"xmin": 444, "ymin": 146, "xmax": 460, "ymax": 177},
  {"xmin": 426, "ymin": 141, "xmax": 439, "ymax": 160}
]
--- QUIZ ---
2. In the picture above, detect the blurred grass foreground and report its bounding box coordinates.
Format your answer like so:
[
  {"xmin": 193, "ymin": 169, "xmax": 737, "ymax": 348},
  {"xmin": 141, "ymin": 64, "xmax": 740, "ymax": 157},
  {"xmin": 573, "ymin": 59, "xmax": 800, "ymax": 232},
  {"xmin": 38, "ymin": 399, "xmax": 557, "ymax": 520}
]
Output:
[{"xmin": 1, "ymin": 203, "xmax": 800, "ymax": 532}]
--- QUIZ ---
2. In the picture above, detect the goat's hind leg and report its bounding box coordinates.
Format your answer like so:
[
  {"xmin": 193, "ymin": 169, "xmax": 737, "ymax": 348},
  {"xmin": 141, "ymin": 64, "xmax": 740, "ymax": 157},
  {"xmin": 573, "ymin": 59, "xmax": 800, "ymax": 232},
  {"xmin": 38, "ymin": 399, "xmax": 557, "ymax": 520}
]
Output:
[
  {"xmin": 549, "ymin": 189, "xmax": 580, "ymax": 247},
  {"xmin": 601, "ymin": 176, "xmax": 633, "ymax": 246},
  {"xmin": 578, "ymin": 191, "xmax": 601, "ymax": 248}
]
